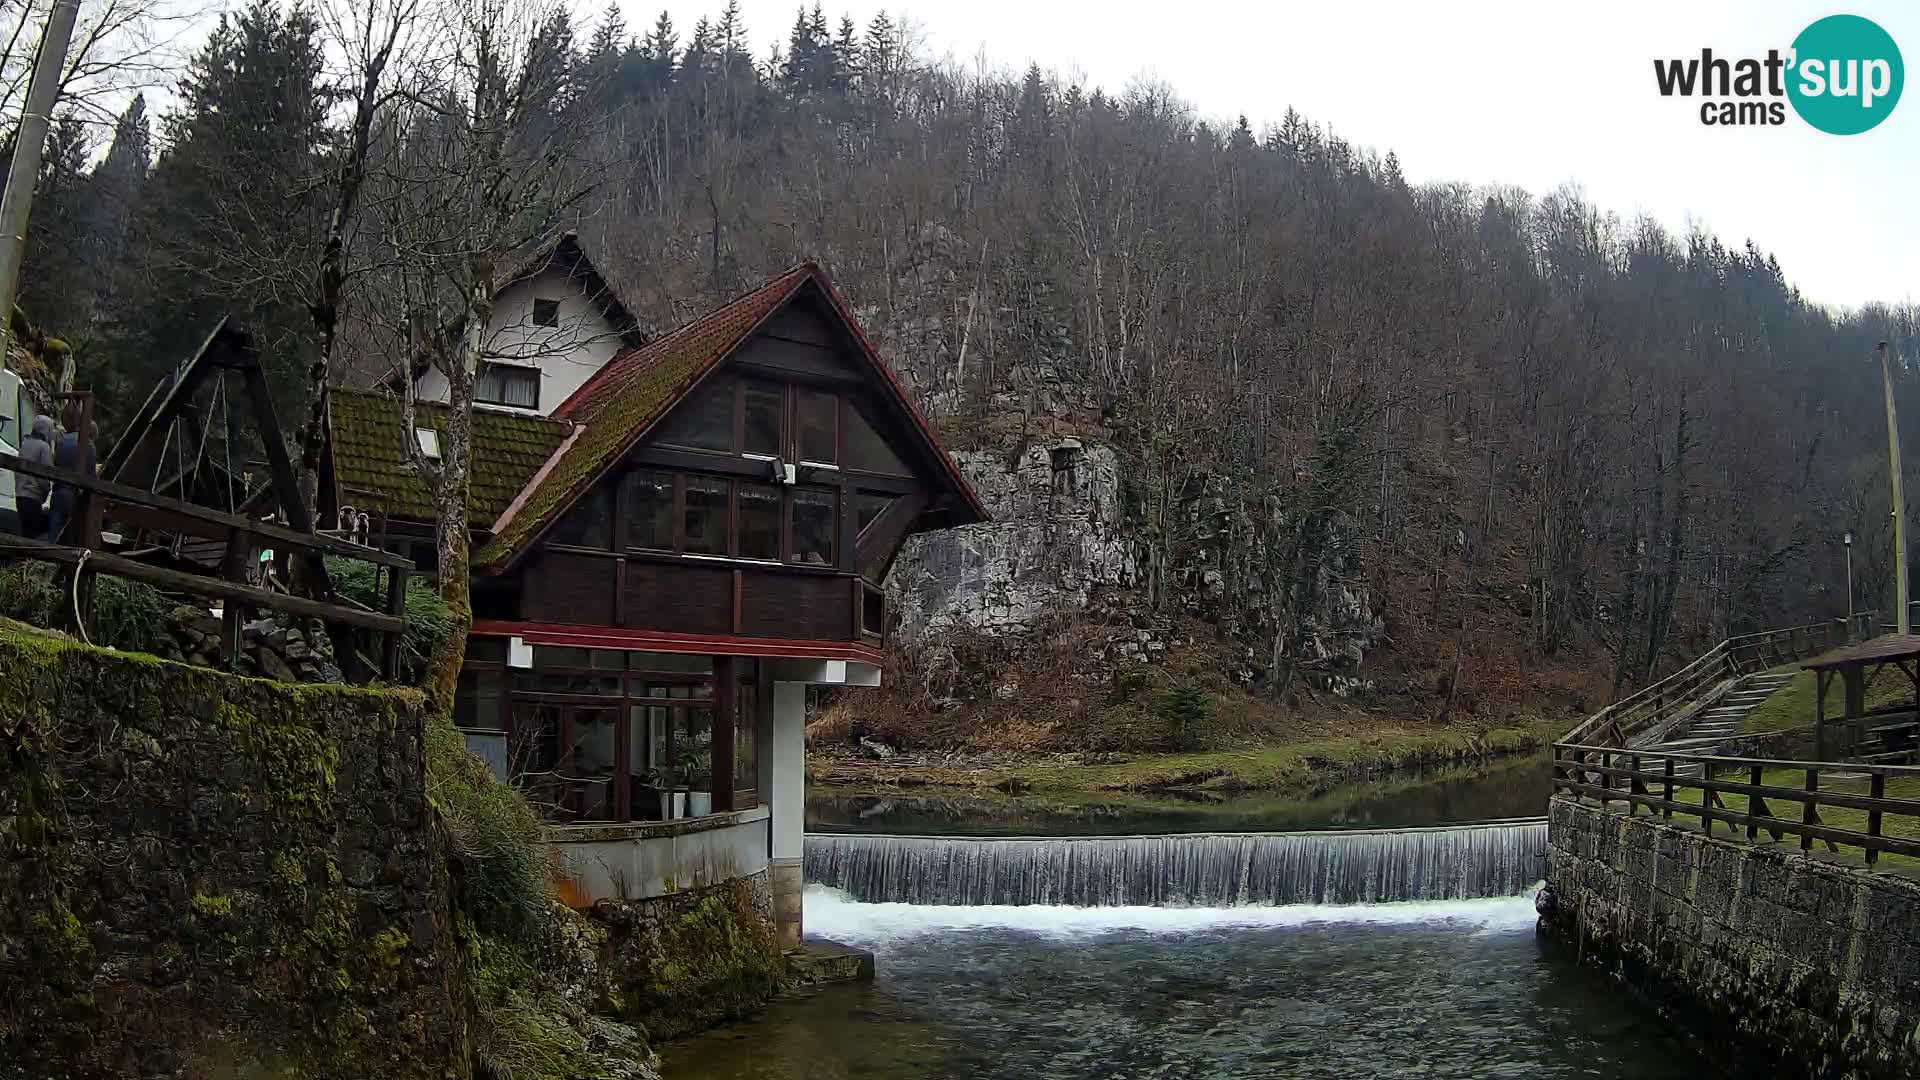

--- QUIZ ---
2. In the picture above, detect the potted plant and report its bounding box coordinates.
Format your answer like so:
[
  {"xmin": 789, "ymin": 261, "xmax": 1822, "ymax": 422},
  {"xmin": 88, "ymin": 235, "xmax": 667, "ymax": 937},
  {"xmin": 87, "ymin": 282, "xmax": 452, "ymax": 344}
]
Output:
[{"xmin": 679, "ymin": 746, "xmax": 711, "ymax": 817}]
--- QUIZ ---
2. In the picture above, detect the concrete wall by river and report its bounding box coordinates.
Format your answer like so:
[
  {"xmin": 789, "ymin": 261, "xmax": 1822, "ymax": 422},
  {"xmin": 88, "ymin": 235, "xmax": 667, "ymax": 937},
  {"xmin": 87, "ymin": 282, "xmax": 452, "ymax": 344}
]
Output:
[{"xmin": 1545, "ymin": 796, "xmax": 1920, "ymax": 1079}]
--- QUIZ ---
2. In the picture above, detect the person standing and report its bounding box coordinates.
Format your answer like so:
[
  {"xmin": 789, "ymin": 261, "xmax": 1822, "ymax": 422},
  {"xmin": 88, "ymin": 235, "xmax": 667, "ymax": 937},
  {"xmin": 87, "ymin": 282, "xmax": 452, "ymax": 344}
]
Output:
[
  {"xmin": 47, "ymin": 419, "xmax": 94, "ymax": 543},
  {"xmin": 16, "ymin": 414, "xmax": 53, "ymax": 539}
]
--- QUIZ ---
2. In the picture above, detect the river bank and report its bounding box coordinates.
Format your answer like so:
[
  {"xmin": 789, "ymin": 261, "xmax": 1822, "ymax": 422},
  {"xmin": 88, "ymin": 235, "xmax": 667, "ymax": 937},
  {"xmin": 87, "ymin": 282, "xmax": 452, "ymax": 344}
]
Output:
[{"xmin": 806, "ymin": 719, "xmax": 1559, "ymax": 795}]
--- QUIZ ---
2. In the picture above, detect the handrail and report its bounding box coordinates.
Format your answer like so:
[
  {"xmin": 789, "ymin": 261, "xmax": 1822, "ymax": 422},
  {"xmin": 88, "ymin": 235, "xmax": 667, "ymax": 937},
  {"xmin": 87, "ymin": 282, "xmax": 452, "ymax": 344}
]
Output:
[
  {"xmin": 1552, "ymin": 743, "xmax": 1920, "ymax": 865},
  {"xmin": 1562, "ymin": 615, "xmax": 1874, "ymax": 748}
]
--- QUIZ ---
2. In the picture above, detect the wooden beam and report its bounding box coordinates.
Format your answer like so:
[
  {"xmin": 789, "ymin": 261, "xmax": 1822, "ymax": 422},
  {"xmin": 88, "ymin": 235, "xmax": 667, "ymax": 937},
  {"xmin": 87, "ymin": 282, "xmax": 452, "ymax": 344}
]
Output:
[
  {"xmin": 0, "ymin": 532, "xmax": 405, "ymax": 633},
  {"xmin": 104, "ymin": 318, "xmax": 231, "ymax": 483},
  {"xmin": 854, "ymin": 491, "xmax": 927, "ymax": 572},
  {"xmin": 0, "ymin": 450, "xmax": 412, "ymax": 568},
  {"xmin": 711, "ymin": 656, "xmax": 736, "ymax": 813}
]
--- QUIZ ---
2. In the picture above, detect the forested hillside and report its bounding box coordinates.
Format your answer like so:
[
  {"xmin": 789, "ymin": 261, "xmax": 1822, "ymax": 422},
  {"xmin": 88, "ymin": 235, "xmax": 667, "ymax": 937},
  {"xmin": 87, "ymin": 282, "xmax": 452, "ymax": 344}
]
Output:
[{"xmin": 13, "ymin": 0, "xmax": 1919, "ymax": 742}]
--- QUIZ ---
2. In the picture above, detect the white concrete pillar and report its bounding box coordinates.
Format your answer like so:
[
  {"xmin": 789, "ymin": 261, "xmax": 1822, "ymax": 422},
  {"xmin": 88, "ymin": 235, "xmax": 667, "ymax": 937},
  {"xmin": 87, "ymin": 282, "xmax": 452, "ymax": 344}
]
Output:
[{"xmin": 768, "ymin": 680, "xmax": 807, "ymax": 949}]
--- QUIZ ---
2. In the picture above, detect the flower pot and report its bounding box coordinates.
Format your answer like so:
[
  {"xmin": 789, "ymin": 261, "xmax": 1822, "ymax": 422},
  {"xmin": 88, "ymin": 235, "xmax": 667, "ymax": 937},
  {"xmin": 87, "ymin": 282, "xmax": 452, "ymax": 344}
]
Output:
[{"xmin": 688, "ymin": 791, "xmax": 712, "ymax": 817}]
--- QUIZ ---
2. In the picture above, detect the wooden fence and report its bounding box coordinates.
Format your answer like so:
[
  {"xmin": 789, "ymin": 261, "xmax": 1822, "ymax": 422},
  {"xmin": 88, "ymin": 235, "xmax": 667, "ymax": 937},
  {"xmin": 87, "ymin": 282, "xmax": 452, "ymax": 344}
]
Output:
[
  {"xmin": 1563, "ymin": 615, "xmax": 1875, "ymax": 749},
  {"xmin": 1553, "ymin": 743, "xmax": 1920, "ymax": 865},
  {"xmin": 0, "ymin": 446, "xmax": 410, "ymax": 679}
]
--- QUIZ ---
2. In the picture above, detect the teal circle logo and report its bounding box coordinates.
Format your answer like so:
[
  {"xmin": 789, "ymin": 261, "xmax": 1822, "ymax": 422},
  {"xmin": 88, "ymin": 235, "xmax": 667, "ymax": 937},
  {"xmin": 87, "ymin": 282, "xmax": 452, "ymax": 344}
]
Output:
[{"xmin": 1788, "ymin": 14, "xmax": 1903, "ymax": 134}]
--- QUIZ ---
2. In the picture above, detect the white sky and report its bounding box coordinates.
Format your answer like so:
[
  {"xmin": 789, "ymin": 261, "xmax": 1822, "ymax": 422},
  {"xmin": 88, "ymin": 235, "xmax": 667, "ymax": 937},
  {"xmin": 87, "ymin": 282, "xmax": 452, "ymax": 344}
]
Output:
[{"xmin": 625, "ymin": 0, "xmax": 1917, "ymax": 310}]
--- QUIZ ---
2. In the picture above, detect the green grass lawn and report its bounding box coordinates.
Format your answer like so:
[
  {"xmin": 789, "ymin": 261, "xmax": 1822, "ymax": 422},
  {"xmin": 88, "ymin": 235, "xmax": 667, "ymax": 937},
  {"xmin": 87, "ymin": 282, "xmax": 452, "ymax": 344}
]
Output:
[
  {"xmin": 1741, "ymin": 665, "xmax": 1915, "ymax": 734},
  {"xmin": 1641, "ymin": 766, "xmax": 1920, "ymax": 870}
]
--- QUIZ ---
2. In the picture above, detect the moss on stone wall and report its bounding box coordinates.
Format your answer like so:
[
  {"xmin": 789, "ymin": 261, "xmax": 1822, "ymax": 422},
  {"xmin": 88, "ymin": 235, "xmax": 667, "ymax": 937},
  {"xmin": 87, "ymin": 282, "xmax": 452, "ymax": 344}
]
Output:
[
  {"xmin": 593, "ymin": 876, "xmax": 786, "ymax": 1041},
  {"xmin": 0, "ymin": 623, "xmax": 469, "ymax": 1079}
]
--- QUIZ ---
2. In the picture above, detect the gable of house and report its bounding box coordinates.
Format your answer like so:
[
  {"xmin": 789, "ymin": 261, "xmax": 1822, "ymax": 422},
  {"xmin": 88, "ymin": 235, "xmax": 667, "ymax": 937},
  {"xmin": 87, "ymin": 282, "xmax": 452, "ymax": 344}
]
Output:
[
  {"xmin": 474, "ymin": 264, "xmax": 985, "ymax": 572},
  {"xmin": 410, "ymin": 233, "xmax": 646, "ymax": 417}
]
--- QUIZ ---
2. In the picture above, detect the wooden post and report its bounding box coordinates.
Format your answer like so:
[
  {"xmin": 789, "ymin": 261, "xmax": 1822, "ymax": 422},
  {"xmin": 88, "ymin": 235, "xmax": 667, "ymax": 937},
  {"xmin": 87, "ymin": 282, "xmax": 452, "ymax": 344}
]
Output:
[
  {"xmin": 1802, "ymin": 768, "xmax": 1818, "ymax": 852},
  {"xmin": 219, "ymin": 528, "xmax": 250, "ymax": 670},
  {"xmin": 59, "ymin": 393, "xmax": 99, "ymax": 638},
  {"xmin": 1701, "ymin": 758, "xmax": 1714, "ymax": 836},
  {"xmin": 1747, "ymin": 764, "xmax": 1764, "ymax": 841},
  {"xmin": 1816, "ymin": 671, "xmax": 1829, "ymax": 761},
  {"xmin": 1867, "ymin": 771, "xmax": 1886, "ymax": 868},
  {"xmin": 711, "ymin": 656, "xmax": 736, "ymax": 813},
  {"xmin": 1844, "ymin": 666, "xmax": 1867, "ymax": 759},
  {"xmin": 381, "ymin": 563, "xmax": 407, "ymax": 680},
  {"xmin": 1663, "ymin": 758, "xmax": 1675, "ymax": 820}
]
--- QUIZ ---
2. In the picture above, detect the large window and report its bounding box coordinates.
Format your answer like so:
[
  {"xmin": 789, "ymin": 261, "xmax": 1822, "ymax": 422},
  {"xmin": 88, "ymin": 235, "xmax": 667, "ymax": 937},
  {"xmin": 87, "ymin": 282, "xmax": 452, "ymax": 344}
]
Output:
[
  {"xmin": 454, "ymin": 645, "xmax": 747, "ymax": 824},
  {"xmin": 846, "ymin": 403, "xmax": 911, "ymax": 475},
  {"xmin": 791, "ymin": 488, "xmax": 836, "ymax": 565},
  {"xmin": 625, "ymin": 470, "xmax": 674, "ymax": 550},
  {"xmin": 556, "ymin": 469, "xmax": 859, "ymax": 568},
  {"xmin": 743, "ymin": 381, "xmax": 783, "ymax": 456},
  {"xmin": 655, "ymin": 377, "xmax": 735, "ymax": 451},
  {"xmin": 684, "ymin": 477, "xmax": 729, "ymax": 555},
  {"xmin": 648, "ymin": 377, "xmax": 908, "ymax": 473},
  {"xmin": 797, "ymin": 389, "xmax": 838, "ymax": 464},
  {"xmin": 476, "ymin": 363, "xmax": 540, "ymax": 409},
  {"xmin": 738, "ymin": 484, "xmax": 782, "ymax": 561},
  {"xmin": 550, "ymin": 486, "xmax": 611, "ymax": 548}
]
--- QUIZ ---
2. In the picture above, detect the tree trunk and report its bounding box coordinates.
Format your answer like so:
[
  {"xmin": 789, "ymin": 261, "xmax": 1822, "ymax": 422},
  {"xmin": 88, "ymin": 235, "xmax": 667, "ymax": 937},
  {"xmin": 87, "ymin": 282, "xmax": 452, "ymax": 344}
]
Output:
[{"xmin": 423, "ymin": 269, "xmax": 492, "ymax": 715}]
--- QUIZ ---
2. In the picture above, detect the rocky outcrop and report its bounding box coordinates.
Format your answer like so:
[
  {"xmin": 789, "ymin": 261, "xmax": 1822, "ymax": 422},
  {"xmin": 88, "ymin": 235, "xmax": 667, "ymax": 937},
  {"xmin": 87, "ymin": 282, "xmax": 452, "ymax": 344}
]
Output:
[
  {"xmin": 888, "ymin": 435, "xmax": 1383, "ymax": 690},
  {"xmin": 892, "ymin": 440, "xmax": 1134, "ymax": 640}
]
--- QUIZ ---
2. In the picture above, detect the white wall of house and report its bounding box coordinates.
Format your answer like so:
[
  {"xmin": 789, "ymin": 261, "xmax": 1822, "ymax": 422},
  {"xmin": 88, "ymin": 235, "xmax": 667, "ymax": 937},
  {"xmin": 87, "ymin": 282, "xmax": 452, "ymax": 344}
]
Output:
[{"xmin": 413, "ymin": 267, "xmax": 625, "ymax": 416}]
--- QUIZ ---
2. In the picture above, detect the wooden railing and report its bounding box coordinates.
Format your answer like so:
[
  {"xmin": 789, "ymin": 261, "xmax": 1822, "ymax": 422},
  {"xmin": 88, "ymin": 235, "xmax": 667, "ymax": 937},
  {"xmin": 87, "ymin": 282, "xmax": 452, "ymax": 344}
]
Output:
[
  {"xmin": 1553, "ymin": 743, "xmax": 1920, "ymax": 865},
  {"xmin": 0, "ymin": 446, "xmax": 410, "ymax": 679},
  {"xmin": 1563, "ymin": 615, "xmax": 1875, "ymax": 748}
]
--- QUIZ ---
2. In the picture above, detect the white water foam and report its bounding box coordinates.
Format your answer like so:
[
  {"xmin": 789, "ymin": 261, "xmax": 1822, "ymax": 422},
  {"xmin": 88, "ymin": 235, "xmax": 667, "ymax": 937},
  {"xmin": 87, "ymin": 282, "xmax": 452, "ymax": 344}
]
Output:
[{"xmin": 803, "ymin": 882, "xmax": 1543, "ymax": 948}]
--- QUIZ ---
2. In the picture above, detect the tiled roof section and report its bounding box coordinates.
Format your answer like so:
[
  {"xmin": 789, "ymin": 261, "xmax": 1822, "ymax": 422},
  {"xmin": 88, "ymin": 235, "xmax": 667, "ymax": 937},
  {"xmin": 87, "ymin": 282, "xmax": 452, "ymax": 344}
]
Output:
[
  {"xmin": 328, "ymin": 387, "xmax": 571, "ymax": 523},
  {"xmin": 476, "ymin": 266, "xmax": 813, "ymax": 567}
]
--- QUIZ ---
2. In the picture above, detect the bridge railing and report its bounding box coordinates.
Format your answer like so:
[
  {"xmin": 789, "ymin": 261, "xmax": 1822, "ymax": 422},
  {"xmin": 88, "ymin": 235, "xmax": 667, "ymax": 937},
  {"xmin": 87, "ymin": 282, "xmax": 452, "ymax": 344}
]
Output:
[
  {"xmin": 1552, "ymin": 743, "xmax": 1920, "ymax": 866},
  {"xmin": 1562, "ymin": 614, "xmax": 1875, "ymax": 749}
]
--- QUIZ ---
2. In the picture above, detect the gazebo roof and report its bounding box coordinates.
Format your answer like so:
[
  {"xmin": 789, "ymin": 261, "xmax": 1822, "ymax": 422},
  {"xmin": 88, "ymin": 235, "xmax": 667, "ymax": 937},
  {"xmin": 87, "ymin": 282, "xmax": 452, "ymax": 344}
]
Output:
[{"xmin": 1802, "ymin": 634, "xmax": 1920, "ymax": 672}]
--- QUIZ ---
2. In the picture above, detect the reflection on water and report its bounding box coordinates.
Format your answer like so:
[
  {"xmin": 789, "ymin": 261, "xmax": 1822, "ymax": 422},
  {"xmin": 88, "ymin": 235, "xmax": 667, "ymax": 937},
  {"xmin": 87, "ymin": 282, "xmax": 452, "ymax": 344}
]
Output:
[
  {"xmin": 806, "ymin": 755, "xmax": 1553, "ymax": 837},
  {"xmin": 665, "ymin": 888, "xmax": 1708, "ymax": 1080}
]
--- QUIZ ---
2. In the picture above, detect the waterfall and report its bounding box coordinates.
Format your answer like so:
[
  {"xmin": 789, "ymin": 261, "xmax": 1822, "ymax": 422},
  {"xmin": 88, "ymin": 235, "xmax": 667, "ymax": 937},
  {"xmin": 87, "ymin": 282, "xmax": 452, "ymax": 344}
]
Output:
[{"xmin": 804, "ymin": 819, "xmax": 1546, "ymax": 907}]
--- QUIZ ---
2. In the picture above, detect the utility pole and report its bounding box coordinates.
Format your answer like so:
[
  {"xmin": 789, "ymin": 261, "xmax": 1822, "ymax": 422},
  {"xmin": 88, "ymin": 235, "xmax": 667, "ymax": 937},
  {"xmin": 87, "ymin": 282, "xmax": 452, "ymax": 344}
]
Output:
[
  {"xmin": 0, "ymin": 0, "xmax": 83, "ymax": 367},
  {"xmin": 1880, "ymin": 341, "xmax": 1909, "ymax": 635}
]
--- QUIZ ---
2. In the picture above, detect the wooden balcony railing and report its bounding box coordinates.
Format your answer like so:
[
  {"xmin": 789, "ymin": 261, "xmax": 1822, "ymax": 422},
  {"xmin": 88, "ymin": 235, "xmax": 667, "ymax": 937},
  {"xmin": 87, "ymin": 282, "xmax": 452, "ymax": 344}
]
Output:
[
  {"xmin": 1562, "ymin": 615, "xmax": 1875, "ymax": 749},
  {"xmin": 1553, "ymin": 743, "xmax": 1920, "ymax": 866},
  {"xmin": 0, "ymin": 446, "xmax": 409, "ymax": 679}
]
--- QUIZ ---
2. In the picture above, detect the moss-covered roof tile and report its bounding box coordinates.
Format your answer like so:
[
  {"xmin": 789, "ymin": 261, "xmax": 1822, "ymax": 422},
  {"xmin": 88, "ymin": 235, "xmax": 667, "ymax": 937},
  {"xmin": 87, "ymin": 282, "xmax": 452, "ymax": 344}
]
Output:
[{"xmin": 328, "ymin": 388, "xmax": 571, "ymax": 523}]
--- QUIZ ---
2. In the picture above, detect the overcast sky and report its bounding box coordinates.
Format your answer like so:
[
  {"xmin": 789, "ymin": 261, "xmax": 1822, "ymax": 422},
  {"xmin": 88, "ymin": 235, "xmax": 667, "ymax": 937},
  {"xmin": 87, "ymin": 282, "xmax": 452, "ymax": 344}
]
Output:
[{"xmin": 624, "ymin": 0, "xmax": 1916, "ymax": 311}]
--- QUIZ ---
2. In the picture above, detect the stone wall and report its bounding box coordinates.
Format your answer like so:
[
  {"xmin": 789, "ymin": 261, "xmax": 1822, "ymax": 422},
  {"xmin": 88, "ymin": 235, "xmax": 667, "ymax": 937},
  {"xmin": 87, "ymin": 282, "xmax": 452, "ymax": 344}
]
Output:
[
  {"xmin": 589, "ymin": 874, "xmax": 786, "ymax": 1042},
  {"xmin": 1544, "ymin": 796, "xmax": 1920, "ymax": 1079},
  {"xmin": 0, "ymin": 624, "xmax": 467, "ymax": 1079}
]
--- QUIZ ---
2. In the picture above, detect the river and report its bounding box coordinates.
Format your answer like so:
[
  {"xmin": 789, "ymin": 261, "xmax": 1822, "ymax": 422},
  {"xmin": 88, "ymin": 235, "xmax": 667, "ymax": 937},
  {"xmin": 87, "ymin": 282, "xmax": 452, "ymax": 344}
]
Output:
[{"xmin": 665, "ymin": 754, "xmax": 1713, "ymax": 1079}]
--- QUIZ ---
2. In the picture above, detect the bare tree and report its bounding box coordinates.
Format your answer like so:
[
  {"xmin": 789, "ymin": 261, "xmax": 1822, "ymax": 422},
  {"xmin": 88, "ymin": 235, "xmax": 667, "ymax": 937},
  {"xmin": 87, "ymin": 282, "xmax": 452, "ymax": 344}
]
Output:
[{"xmin": 352, "ymin": 0, "xmax": 597, "ymax": 707}]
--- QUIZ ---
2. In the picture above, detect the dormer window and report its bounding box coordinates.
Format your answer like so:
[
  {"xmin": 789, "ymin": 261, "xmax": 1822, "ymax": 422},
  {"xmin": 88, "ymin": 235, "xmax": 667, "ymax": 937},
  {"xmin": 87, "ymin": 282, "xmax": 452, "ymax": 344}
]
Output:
[
  {"xmin": 532, "ymin": 298, "xmax": 561, "ymax": 327},
  {"xmin": 476, "ymin": 363, "xmax": 539, "ymax": 410}
]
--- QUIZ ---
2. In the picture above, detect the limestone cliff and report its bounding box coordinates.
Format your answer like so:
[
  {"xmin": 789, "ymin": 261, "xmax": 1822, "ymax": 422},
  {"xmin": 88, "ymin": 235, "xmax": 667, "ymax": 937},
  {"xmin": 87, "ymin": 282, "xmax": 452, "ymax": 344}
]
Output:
[{"xmin": 889, "ymin": 435, "xmax": 1384, "ymax": 692}]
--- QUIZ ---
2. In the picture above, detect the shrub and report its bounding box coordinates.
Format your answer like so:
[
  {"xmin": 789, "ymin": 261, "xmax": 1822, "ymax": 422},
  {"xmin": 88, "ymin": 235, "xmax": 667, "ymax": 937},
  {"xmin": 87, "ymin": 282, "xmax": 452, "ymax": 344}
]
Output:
[
  {"xmin": 327, "ymin": 557, "xmax": 452, "ymax": 681},
  {"xmin": 0, "ymin": 562, "xmax": 170, "ymax": 653},
  {"xmin": 425, "ymin": 714, "xmax": 549, "ymax": 939},
  {"xmin": 1158, "ymin": 680, "xmax": 1214, "ymax": 751}
]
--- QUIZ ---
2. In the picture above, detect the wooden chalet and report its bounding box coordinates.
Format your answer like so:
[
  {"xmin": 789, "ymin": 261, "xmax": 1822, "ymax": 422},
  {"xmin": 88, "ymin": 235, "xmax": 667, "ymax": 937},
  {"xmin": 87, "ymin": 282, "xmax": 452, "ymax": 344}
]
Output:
[{"xmin": 322, "ymin": 252, "xmax": 986, "ymax": 938}]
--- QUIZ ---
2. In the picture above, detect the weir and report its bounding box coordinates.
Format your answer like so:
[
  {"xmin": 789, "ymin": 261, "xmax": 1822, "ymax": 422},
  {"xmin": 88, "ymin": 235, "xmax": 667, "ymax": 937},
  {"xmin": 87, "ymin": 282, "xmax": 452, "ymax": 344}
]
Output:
[{"xmin": 805, "ymin": 818, "xmax": 1545, "ymax": 906}]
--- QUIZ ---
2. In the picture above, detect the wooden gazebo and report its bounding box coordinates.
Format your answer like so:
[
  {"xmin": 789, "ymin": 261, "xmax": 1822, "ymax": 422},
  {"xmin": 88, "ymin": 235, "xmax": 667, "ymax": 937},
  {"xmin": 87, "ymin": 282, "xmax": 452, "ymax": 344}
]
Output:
[{"xmin": 1802, "ymin": 634, "xmax": 1920, "ymax": 761}]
